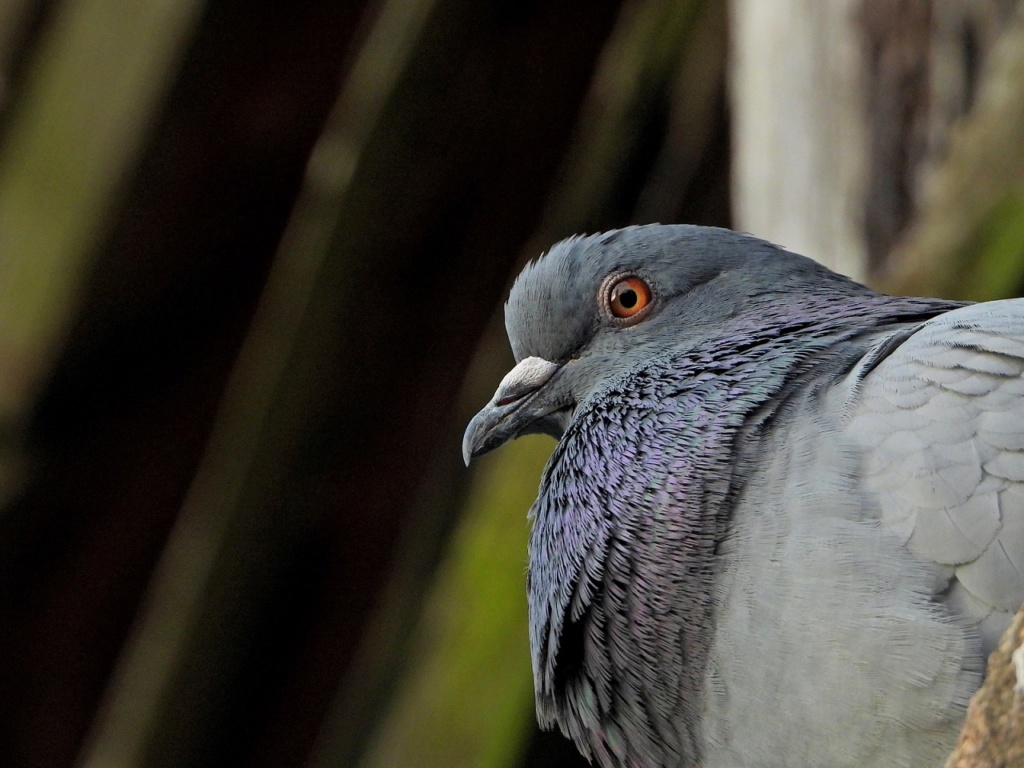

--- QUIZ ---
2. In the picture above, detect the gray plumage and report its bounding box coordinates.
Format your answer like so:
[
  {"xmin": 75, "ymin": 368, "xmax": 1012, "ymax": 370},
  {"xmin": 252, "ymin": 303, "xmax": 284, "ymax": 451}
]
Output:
[{"xmin": 462, "ymin": 225, "xmax": 1024, "ymax": 767}]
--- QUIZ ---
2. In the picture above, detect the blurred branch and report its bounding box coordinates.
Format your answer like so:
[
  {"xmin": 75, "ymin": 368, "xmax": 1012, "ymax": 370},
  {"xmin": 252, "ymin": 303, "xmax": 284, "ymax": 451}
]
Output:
[
  {"xmin": 0, "ymin": 0, "xmax": 41, "ymax": 115},
  {"xmin": 0, "ymin": 0, "xmax": 203, "ymax": 508},
  {"xmin": 75, "ymin": 1, "xmax": 430, "ymax": 764},
  {"xmin": 0, "ymin": 0, "xmax": 204, "ymax": 421},
  {"xmin": 632, "ymin": 0, "xmax": 727, "ymax": 224},
  {"xmin": 539, "ymin": 0, "xmax": 712, "ymax": 237},
  {"xmin": 881, "ymin": 4, "xmax": 1024, "ymax": 301}
]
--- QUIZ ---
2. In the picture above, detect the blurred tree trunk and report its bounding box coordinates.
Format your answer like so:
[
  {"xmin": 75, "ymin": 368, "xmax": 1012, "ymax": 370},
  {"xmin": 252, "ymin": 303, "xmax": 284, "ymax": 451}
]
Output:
[{"xmin": 730, "ymin": 0, "xmax": 869, "ymax": 279}]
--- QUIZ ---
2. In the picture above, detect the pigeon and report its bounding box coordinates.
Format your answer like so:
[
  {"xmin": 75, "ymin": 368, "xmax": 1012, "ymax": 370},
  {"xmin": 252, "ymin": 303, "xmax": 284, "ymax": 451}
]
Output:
[{"xmin": 462, "ymin": 225, "xmax": 1024, "ymax": 768}]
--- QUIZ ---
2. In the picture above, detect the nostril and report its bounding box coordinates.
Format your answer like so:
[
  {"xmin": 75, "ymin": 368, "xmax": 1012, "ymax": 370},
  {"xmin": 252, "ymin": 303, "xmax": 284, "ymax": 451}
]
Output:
[{"xmin": 496, "ymin": 393, "xmax": 523, "ymax": 407}]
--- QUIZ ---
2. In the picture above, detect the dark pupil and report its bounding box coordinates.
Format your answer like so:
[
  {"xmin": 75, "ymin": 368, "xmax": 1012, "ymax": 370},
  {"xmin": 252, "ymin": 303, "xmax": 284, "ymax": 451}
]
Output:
[{"xmin": 618, "ymin": 288, "xmax": 637, "ymax": 309}]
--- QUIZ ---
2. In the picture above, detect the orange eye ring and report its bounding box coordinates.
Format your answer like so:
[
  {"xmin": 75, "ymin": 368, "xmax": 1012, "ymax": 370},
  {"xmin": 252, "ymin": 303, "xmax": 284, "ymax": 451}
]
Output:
[{"xmin": 603, "ymin": 274, "xmax": 653, "ymax": 324}]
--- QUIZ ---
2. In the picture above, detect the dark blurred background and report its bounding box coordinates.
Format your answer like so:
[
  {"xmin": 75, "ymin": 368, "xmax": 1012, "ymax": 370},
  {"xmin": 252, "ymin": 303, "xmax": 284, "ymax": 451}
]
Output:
[{"xmin": 0, "ymin": 1, "xmax": 1021, "ymax": 766}]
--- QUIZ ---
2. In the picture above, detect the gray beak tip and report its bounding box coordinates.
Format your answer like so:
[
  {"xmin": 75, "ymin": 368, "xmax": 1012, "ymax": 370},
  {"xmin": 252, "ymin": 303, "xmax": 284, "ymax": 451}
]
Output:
[
  {"xmin": 462, "ymin": 356, "xmax": 561, "ymax": 466},
  {"xmin": 461, "ymin": 408, "xmax": 486, "ymax": 466}
]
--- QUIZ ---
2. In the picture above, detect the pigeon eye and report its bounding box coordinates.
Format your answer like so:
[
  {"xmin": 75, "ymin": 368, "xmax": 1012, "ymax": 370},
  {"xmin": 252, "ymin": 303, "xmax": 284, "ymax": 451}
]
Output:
[{"xmin": 604, "ymin": 275, "xmax": 653, "ymax": 324}]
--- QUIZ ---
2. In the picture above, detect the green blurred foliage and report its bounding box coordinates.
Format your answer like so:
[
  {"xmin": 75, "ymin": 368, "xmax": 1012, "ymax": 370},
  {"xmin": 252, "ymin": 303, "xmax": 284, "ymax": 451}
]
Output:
[{"xmin": 360, "ymin": 436, "xmax": 552, "ymax": 768}]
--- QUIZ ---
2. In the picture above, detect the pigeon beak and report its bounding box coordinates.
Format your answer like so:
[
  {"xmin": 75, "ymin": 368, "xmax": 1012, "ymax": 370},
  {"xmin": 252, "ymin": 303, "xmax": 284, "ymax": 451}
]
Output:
[{"xmin": 462, "ymin": 356, "xmax": 563, "ymax": 465}]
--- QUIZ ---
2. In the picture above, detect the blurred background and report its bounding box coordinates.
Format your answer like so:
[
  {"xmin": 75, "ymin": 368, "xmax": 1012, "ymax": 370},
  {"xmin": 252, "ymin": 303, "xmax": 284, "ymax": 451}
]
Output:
[{"xmin": 0, "ymin": 1, "xmax": 1022, "ymax": 766}]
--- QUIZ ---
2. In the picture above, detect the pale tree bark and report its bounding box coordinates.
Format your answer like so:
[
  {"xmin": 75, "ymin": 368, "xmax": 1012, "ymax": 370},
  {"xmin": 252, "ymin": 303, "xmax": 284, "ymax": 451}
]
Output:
[
  {"xmin": 945, "ymin": 608, "xmax": 1024, "ymax": 768},
  {"xmin": 729, "ymin": 0, "xmax": 869, "ymax": 279}
]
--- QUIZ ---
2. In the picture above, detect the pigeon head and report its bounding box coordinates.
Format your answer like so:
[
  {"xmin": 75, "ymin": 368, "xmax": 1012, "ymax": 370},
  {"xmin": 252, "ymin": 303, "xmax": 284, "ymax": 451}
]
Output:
[{"xmin": 462, "ymin": 224, "xmax": 870, "ymax": 463}]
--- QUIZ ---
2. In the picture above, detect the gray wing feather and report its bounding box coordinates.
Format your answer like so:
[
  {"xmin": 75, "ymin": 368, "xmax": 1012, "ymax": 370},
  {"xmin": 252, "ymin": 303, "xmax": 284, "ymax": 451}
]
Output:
[{"xmin": 848, "ymin": 299, "xmax": 1024, "ymax": 644}]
